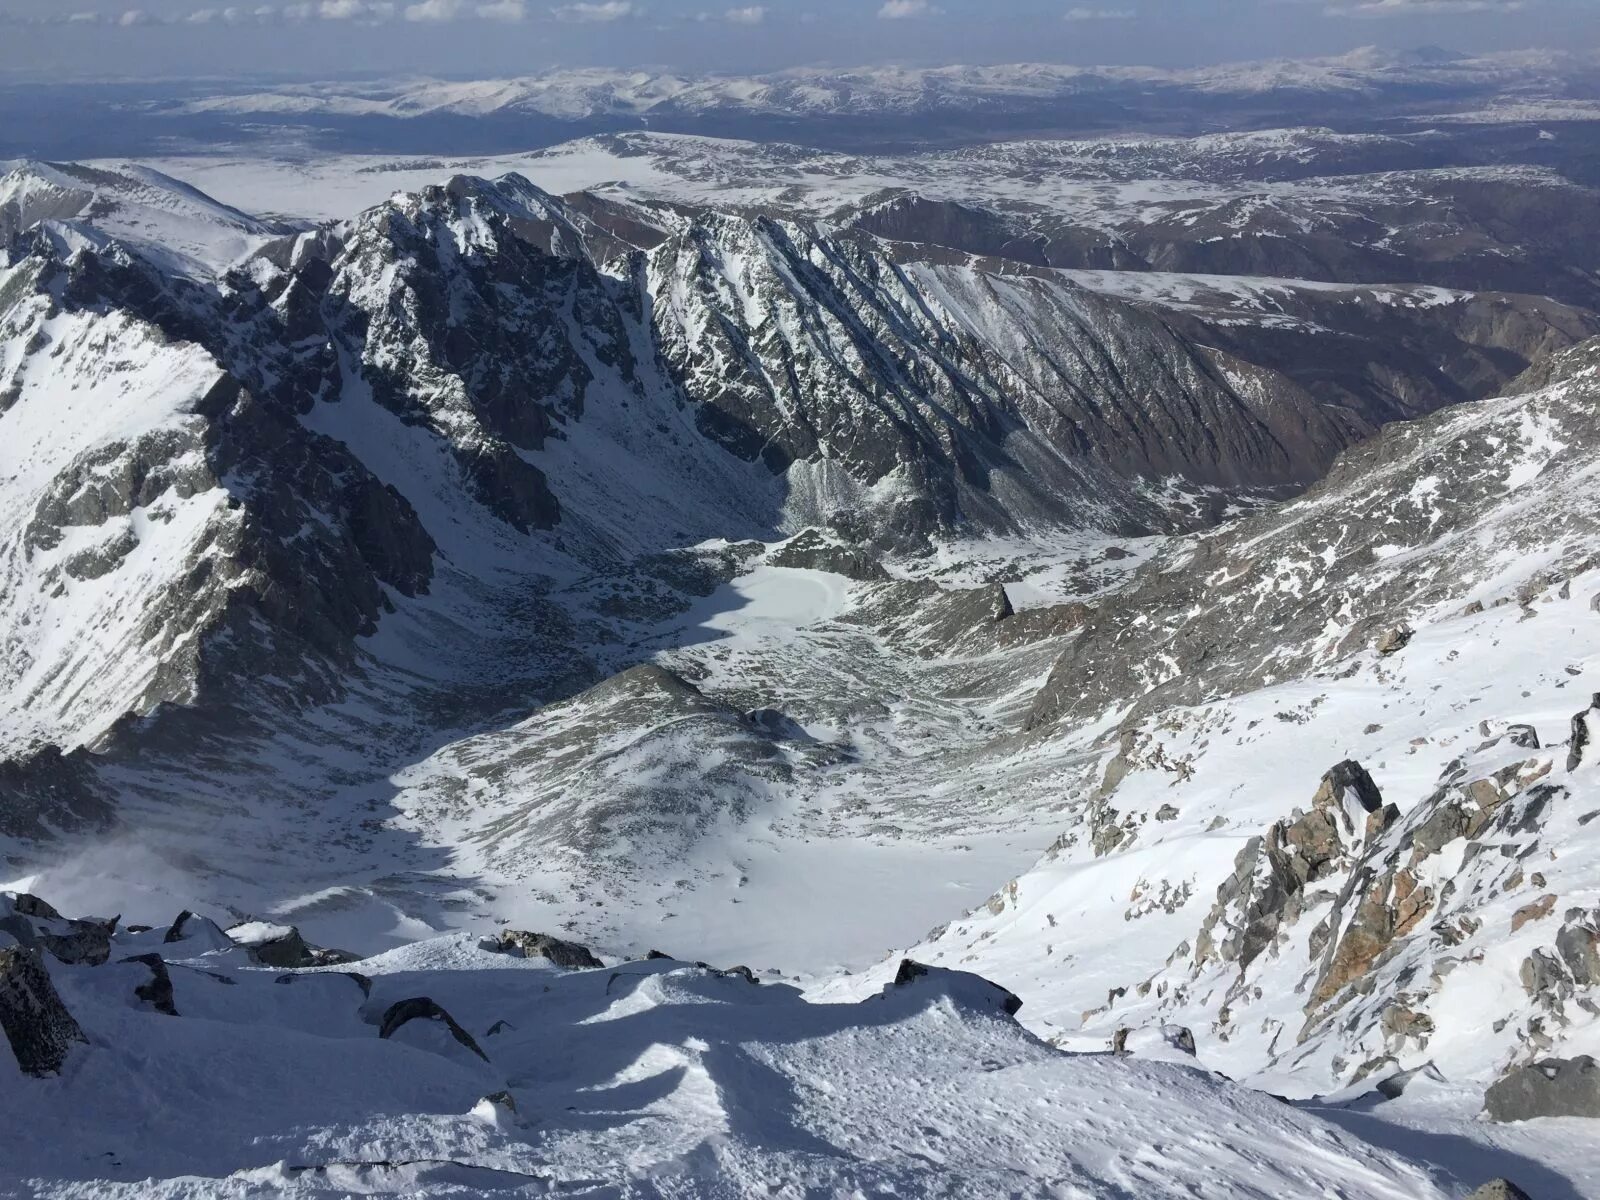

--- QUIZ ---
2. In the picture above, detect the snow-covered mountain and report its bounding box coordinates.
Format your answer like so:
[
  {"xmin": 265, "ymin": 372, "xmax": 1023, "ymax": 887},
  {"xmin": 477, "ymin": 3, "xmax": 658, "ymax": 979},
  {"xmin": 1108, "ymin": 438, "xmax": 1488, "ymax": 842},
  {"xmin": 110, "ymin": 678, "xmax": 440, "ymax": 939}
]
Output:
[
  {"xmin": 873, "ymin": 335, "xmax": 1600, "ymax": 1189},
  {"xmin": 149, "ymin": 48, "xmax": 1600, "ymax": 126},
  {"xmin": 5, "ymin": 108, "xmax": 1600, "ymax": 1197}
]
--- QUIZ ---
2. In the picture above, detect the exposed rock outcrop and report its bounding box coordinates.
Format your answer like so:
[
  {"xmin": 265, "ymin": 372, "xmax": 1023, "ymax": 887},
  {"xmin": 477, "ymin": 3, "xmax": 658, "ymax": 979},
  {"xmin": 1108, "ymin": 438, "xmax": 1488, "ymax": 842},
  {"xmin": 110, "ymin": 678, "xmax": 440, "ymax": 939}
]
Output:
[{"xmin": 0, "ymin": 946, "xmax": 87, "ymax": 1077}]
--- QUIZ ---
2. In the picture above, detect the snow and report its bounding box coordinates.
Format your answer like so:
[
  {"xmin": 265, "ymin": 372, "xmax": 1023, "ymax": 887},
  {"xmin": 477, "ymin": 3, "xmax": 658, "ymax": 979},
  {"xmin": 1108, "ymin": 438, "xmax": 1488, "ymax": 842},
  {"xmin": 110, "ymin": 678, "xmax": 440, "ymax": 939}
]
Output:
[{"xmin": 1, "ymin": 922, "xmax": 1459, "ymax": 1199}]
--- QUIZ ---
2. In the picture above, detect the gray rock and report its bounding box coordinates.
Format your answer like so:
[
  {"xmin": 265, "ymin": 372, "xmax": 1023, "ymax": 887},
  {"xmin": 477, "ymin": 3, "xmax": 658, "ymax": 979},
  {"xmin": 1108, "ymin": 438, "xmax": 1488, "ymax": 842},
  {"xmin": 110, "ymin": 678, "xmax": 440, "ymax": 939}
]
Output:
[
  {"xmin": 890, "ymin": 958, "xmax": 1023, "ymax": 1017},
  {"xmin": 1465, "ymin": 1180, "xmax": 1533, "ymax": 1200},
  {"xmin": 1568, "ymin": 694, "xmax": 1600, "ymax": 771},
  {"xmin": 120, "ymin": 953, "xmax": 178, "ymax": 1016},
  {"xmin": 0, "ymin": 892, "xmax": 115, "ymax": 966},
  {"xmin": 377, "ymin": 997, "xmax": 489, "ymax": 1063},
  {"xmin": 0, "ymin": 946, "xmax": 88, "ymax": 1077},
  {"xmin": 227, "ymin": 923, "xmax": 359, "ymax": 969},
  {"xmin": 1556, "ymin": 918, "xmax": 1600, "ymax": 986},
  {"xmin": 163, "ymin": 910, "xmax": 232, "ymax": 952},
  {"xmin": 479, "ymin": 930, "xmax": 603, "ymax": 970},
  {"xmin": 1375, "ymin": 626, "xmax": 1413, "ymax": 656},
  {"xmin": 1484, "ymin": 1055, "xmax": 1600, "ymax": 1122}
]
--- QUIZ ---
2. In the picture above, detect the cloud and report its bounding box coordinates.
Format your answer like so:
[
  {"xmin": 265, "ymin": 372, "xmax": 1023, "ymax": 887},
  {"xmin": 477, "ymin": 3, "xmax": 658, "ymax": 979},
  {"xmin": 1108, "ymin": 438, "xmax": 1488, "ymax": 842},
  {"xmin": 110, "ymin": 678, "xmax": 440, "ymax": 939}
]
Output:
[
  {"xmin": 724, "ymin": 4, "xmax": 764, "ymax": 21},
  {"xmin": 0, "ymin": 0, "xmax": 544, "ymax": 27},
  {"xmin": 878, "ymin": 0, "xmax": 932, "ymax": 16},
  {"xmin": 551, "ymin": 0, "xmax": 634, "ymax": 18},
  {"xmin": 404, "ymin": 0, "xmax": 462, "ymax": 17},
  {"xmin": 1324, "ymin": 0, "xmax": 1525, "ymax": 13},
  {"xmin": 1063, "ymin": 5, "xmax": 1134, "ymax": 18},
  {"xmin": 317, "ymin": 0, "xmax": 395, "ymax": 17}
]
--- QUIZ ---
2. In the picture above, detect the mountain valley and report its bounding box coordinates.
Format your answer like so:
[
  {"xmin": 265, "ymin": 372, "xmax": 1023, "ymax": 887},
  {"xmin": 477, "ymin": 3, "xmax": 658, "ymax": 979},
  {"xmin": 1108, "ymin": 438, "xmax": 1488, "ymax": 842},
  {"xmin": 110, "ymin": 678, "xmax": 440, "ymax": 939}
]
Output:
[{"xmin": 4, "ymin": 53, "xmax": 1600, "ymax": 1197}]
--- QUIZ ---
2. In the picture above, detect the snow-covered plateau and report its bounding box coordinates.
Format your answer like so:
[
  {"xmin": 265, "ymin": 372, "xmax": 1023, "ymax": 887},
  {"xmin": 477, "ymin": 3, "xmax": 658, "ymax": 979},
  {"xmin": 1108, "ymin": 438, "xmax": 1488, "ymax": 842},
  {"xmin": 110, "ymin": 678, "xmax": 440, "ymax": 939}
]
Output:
[{"xmin": 3, "ymin": 100, "xmax": 1600, "ymax": 1197}]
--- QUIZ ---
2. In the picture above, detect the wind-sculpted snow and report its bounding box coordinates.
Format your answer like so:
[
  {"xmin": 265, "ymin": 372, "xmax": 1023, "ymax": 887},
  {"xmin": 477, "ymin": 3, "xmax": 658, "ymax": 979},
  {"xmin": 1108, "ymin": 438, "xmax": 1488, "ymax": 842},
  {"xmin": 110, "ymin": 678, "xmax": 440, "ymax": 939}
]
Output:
[{"xmin": 0, "ymin": 900, "xmax": 1457, "ymax": 1199}]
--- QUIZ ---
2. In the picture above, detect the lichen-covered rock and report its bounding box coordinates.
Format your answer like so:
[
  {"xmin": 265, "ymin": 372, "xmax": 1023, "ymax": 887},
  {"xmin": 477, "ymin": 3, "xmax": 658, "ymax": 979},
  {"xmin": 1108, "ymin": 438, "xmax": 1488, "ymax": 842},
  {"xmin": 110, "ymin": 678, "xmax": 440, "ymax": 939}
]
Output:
[
  {"xmin": 1374, "ymin": 625, "xmax": 1413, "ymax": 656},
  {"xmin": 479, "ymin": 930, "xmax": 603, "ymax": 970},
  {"xmin": 1465, "ymin": 1179, "xmax": 1533, "ymax": 1200},
  {"xmin": 1193, "ymin": 761, "xmax": 1384, "ymax": 975},
  {"xmin": 0, "ymin": 946, "xmax": 87, "ymax": 1077}
]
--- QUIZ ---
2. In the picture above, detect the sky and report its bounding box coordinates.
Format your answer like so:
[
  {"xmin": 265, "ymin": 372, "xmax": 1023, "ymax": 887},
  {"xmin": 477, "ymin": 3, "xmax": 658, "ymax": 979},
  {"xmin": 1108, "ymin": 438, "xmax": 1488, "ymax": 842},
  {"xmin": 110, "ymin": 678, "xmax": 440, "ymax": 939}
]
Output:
[{"xmin": 0, "ymin": 0, "xmax": 1593, "ymax": 81}]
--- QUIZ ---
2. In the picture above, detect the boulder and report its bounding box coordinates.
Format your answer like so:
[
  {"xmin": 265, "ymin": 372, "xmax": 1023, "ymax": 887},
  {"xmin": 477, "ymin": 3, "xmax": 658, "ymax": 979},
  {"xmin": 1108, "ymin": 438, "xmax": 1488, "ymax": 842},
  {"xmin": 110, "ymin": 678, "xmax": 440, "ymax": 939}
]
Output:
[
  {"xmin": 1506, "ymin": 725, "xmax": 1542, "ymax": 751},
  {"xmin": 887, "ymin": 959, "xmax": 1022, "ymax": 1017},
  {"xmin": 120, "ymin": 953, "xmax": 178, "ymax": 1016},
  {"xmin": 472, "ymin": 1090, "xmax": 520, "ymax": 1128},
  {"xmin": 1, "ymin": 892, "xmax": 115, "ymax": 966},
  {"xmin": 163, "ymin": 910, "xmax": 233, "ymax": 952},
  {"xmin": 1374, "ymin": 626, "xmax": 1413, "ymax": 656},
  {"xmin": 1484, "ymin": 1055, "xmax": 1600, "ymax": 1121},
  {"xmin": 1162, "ymin": 1024, "xmax": 1196, "ymax": 1056},
  {"xmin": 479, "ymin": 930, "xmax": 602, "ymax": 969},
  {"xmin": 1511, "ymin": 894, "xmax": 1557, "ymax": 933},
  {"xmin": 377, "ymin": 997, "xmax": 489, "ymax": 1063},
  {"xmin": 0, "ymin": 946, "xmax": 88, "ymax": 1077},
  {"xmin": 1465, "ymin": 1182, "xmax": 1532, "ymax": 1200},
  {"xmin": 1556, "ymin": 916, "xmax": 1600, "ymax": 985},
  {"xmin": 1567, "ymin": 693, "xmax": 1600, "ymax": 771},
  {"xmin": 227, "ymin": 921, "xmax": 358, "ymax": 968}
]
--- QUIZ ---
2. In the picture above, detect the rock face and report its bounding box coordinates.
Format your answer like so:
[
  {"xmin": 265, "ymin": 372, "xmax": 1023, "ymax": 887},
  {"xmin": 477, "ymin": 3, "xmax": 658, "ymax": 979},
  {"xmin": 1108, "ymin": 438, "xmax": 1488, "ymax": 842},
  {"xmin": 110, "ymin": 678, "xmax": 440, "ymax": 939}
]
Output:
[
  {"xmin": 1028, "ymin": 335, "xmax": 1600, "ymax": 732},
  {"xmin": 1192, "ymin": 761, "xmax": 1389, "ymax": 977},
  {"xmin": 0, "ymin": 946, "xmax": 87, "ymax": 1077},
  {"xmin": 1484, "ymin": 1055, "xmax": 1600, "ymax": 1122},
  {"xmin": 0, "ymin": 162, "xmax": 1450, "ymax": 847},
  {"xmin": 480, "ymin": 930, "xmax": 603, "ymax": 970}
]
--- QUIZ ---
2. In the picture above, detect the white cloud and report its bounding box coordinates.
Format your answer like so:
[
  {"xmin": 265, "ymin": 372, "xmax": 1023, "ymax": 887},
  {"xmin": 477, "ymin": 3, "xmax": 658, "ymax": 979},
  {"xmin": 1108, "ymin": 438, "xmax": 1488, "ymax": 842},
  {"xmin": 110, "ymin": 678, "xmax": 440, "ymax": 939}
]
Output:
[
  {"xmin": 476, "ymin": 0, "xmax": 526, "ymax": 18},
  {"xmin": 1064, "ymin": 5, "xmax": 1134, "ymax": 19},
  {"xmin": 878, "ymin": 0, "xmax": 931, "ymax": 16},
  {"xmin": 319, "ymin": 0, "xmax": 389, "ymax": 17},
  {"xmin": 404, "ymin": 0, "xmax": 462, "ymax": 17},
  {"xmin": 1325, "ymin": 0, "xmax": 1524, "ymax": 13},
  {"xmin": 118, "ymin": 8, "xmax": 155, "ymax": 23},
  {"xmin": 724, "ymin": 4, "xmax": 764, "ymax": 21},
  {"xmin": 552, "ymin": 0, "xmax": 634, "ymax": 18}
]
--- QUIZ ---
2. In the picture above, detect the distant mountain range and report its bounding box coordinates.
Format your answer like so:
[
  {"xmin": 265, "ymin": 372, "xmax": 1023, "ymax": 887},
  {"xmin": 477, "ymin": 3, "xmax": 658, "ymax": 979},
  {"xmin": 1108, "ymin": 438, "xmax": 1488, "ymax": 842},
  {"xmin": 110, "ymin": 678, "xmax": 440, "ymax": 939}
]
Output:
[{"xmin": 4, "ymin": 46, "xmax": 1599, "ymax": 160}]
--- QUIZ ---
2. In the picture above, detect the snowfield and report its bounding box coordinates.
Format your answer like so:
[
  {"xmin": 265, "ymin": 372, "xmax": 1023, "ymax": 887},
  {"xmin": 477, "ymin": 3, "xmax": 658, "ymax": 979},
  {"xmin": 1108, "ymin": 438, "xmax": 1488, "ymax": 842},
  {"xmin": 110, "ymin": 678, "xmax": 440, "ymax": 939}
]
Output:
[{"xmin": 2, "ymin": 919, "xmax": 1459, "ymax": 1199}]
